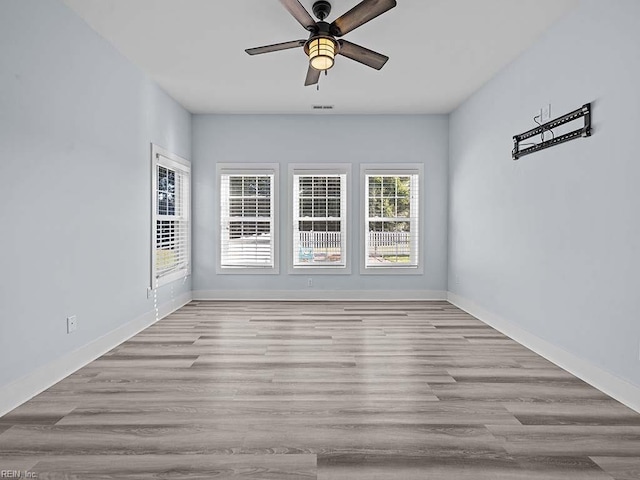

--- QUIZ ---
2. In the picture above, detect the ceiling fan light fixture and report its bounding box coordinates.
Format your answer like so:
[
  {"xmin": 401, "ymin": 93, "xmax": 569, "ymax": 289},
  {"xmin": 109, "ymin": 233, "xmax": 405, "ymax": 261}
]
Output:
[{"xmin": 308, "ymin": 37, "xmax": 336, "ymax": 71}]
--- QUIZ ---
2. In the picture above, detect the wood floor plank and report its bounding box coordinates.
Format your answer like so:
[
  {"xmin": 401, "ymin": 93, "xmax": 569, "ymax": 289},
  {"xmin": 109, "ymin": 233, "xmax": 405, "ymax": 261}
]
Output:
[
  {"xmin": 487, "ymin": 425, "xmax": 640, "ymax": 456},
  {"xmin": 317, "ymin": 453, "xmax": 615, "ymax": 480},
  {"xmin": 503, "ymin": 401, "xmax": 640, "ymax": 426},
  {"xmin": 33, "ymin": 454, "xmax": 317, "ymax": 479},
  {"xmin": 0, "ymin": 300, "xmax": 636, "ymax": 479},
  {"xmin": 0, "ymin": 424, "xmax": 247, "ymax": 456},
  {"xmin": 0, "ymin": 455, "xmax": 40, "ymax": 472},
  {"xmin": 0, "ymin": 403, "xmax": 77, "ymax": 426},
  {"xmin": 591, "ymin": 456, "xmax": 640, "ymax": 480}
]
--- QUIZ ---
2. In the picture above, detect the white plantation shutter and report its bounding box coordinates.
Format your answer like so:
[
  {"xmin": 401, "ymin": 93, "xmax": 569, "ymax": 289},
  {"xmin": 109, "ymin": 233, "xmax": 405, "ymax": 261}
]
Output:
[
  {"xmin": 365, "ymin": 172, "xmax": 419, "ymax": 268},
  {"xmin": 292, "ymin": 172, "xmax": 347, "ymax": 268},
  {"xmin": 220, "ymin": 171, "xmax": 275, "ymax": 268},
  {"xmin": 152, "ymin": 147, "xmax": 191, "ymax": 287}
]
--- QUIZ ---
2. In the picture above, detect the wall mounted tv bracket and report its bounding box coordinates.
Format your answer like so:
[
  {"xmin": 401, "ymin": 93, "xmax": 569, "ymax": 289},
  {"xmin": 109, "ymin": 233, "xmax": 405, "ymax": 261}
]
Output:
[{"xmin": 512, "ymin": 103, "xmax": 591, "ymax": 160}]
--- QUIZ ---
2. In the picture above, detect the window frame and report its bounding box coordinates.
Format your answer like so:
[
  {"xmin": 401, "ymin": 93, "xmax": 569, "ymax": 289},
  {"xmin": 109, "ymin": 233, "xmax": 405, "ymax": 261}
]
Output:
[
  {"xmin": 216, "ymin": 163, "xmax": 280, "ymax": 275},
  {"xmin": 288, "ymin": 163, "xmax": 352, "ymax": 275},
  {"xmin": 360, "ymin": 163, "xmax": 424, "ymax": 275},
  {"xmin": 151, "ymin": 144, "xmax": 191, "ymax": 288}
]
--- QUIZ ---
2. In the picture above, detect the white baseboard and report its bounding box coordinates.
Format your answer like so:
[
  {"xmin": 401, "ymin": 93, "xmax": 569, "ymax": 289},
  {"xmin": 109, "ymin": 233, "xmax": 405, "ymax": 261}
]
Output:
[
  {"xmin": 448, "ymin": 292, "xmax": 640, "ymax": 414},
  {"xmin": 0, "ymin": 291, "xmax": 192, "ymax": 417},
  {"xmin": 192, "ymin": 290, "xmax": 448, "ymax": 301}
]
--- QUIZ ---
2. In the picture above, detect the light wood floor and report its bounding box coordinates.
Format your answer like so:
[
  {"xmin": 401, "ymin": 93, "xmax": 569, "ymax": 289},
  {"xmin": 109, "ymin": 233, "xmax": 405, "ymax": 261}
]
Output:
[{"xmin": 1, "ymin": 301, "xmax": 640, "ymax": 479}]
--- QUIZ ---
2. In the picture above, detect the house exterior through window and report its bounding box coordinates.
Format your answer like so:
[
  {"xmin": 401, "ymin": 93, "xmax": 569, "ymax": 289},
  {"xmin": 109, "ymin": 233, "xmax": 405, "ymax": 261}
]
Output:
[
  {"xmin": 362, "ymin": 165, "xmax": 421, "ymax": 272},
  {"xmin": 291, "ymin": 166, "xmax": 349, "ymax": 271},
  {"xmin": 217, "ymin": 164, "xmax": 279, "ymax": 273},
  {"xmin": 151, "ymin": 144, "xmax": 191, "ymax": 287}
]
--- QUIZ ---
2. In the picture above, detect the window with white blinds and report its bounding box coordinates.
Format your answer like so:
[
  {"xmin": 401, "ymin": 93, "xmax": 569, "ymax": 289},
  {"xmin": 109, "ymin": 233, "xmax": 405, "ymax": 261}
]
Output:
[
  {"xmin": 219, "ymin": 166, "xmax": 276, "ymax": 270},
  {"xmin": 292, "ymin": 171, "xmax": 347, "ymax": 268},
  {"xmin": 364, "ymin": 170, "xmax": 419, "ymax": 269},
  {"xmin": 151, "ymin": 145, "xmax": 191, "ymax": 287}
]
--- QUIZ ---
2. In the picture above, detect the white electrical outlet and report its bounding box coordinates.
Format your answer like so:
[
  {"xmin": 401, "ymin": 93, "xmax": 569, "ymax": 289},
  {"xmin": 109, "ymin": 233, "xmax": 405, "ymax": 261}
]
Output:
[
  {"xmin": 307, "ymin": 278, "xmax": 313, "ymax": 288},
  {"xmin": 67, "ymin": 315, "xmax": 77, "ymax": 334},
  {"xmin": 540, "ymin": 104, "xmax": 552, "ymax": 122}
]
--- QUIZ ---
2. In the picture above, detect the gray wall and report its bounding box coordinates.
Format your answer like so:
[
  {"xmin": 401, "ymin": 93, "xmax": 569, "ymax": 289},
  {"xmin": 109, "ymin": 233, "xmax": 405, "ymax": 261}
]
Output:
[
  {"xmin": 192, "ymin": 115, "xmax": 449, "ymax": 295},
  {"xmin": 449, "ymin": 0, "xmax": 640, "ymax": 386},
  {"xmin": 0, "ymin": 0, "xmax": 192, "ymax": 388}
]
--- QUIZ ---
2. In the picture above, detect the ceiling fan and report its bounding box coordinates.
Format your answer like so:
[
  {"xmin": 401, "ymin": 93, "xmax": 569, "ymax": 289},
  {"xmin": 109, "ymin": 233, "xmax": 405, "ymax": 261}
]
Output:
[{"xmin": 246, "ymin": 0, "xmax": 397, "ymax": 86}]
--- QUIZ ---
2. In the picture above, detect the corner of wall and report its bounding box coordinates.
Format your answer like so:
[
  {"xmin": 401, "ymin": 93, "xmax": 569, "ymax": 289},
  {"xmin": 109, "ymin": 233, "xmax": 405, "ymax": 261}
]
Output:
[
  {"xmin": 0, "ymin": 291, "xmax": 192, "ymax": 418},
  {"xmin": 448, "ymin": 292, "xmax": 640, "ymax": 414}
]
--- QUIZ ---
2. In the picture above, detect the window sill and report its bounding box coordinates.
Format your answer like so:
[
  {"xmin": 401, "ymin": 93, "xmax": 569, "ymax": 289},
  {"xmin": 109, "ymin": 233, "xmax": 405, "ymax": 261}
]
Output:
[
  {"xmin": 359, "ymin": 266, "xmax": 423, "ymax": 276},
  {"xmin": 288, "ymin": 265, "xmax": 352, "ymax": 275},
  {"xmin": 217, "ymin": 267, "xmax": 280, "ymax": 275},
  {"xmin": 154, "ymin": 269, "xmax": 190, "ymax": 288}
]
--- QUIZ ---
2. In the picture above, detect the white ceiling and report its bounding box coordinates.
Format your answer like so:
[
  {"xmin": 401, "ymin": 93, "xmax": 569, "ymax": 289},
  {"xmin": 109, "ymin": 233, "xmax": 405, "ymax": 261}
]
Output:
[{"xmin": 62, "ymin": 0, "xmax": 578, "ymax": 114}]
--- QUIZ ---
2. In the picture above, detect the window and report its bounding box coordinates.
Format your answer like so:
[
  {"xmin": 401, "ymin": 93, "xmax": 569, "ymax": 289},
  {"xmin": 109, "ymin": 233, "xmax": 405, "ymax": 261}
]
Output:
[
  {"xmin": 218, "ymin": 164, "xmax": 278, "ymax": 272},
  {"xmin": 151, "ymin": 145, "xmax": 191, "ymax": 287},
  {"xmin": 291, "ymin": 166, "xmax": 348, "ymax": 270},
  {"xmin": 363, "ymin": 166, "xmax": 420, "ymax": 270}
]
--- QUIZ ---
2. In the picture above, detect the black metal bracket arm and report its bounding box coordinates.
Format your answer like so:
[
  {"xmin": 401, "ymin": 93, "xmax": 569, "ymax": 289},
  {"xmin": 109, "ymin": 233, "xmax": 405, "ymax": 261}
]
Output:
[{"xmin": 512, "ymin": 103, "xmax": 591, "ymax": 160}]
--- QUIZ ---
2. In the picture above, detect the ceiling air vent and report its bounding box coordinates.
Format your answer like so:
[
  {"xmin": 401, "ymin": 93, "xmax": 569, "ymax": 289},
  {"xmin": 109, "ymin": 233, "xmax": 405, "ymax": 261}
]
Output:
[{"xmin": 312, "ymin": 105, "xmax": 334, "ymax": 110}]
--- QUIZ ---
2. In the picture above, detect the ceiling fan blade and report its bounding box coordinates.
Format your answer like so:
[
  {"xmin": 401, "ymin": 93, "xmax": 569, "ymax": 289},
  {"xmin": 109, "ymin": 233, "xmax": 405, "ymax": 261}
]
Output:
[
  {"xmin": 279, "ymin": 0, "xmax": 316, "ymax": 31},
  {"xmin": 245, "ymin": 40, "xmax": 306, "ymax": 56},
  {"xmin": 330, "ymin": 0, "xmax": 397, "ymax": 37},
  {"xmin": 338, "ymin": 40, "xmax": 389, "ymax": 70},
  {"xmin": 305, "ymin": 65, "xmax": 321, "ymax": 86}
]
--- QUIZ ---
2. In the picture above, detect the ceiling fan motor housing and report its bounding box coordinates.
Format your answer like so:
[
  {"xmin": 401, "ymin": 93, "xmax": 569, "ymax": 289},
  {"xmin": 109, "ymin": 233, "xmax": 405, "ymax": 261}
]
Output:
[{"xmin": 312, "ymin": 1, "xmax": 332, "ymax": 20}]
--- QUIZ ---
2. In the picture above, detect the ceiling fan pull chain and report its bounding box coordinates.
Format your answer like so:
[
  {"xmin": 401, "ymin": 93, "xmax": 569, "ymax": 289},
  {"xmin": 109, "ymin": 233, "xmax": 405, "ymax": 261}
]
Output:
[{"xmin": 317, "ymin": 69, "xmax": 328, "ymax": 91}]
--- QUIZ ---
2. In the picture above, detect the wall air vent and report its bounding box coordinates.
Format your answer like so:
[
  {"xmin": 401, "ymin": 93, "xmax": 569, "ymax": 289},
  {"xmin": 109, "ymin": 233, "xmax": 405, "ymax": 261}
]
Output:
[{"xmin": 312, "ymin": 105, "xmax": 334, "ymax": 110}]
